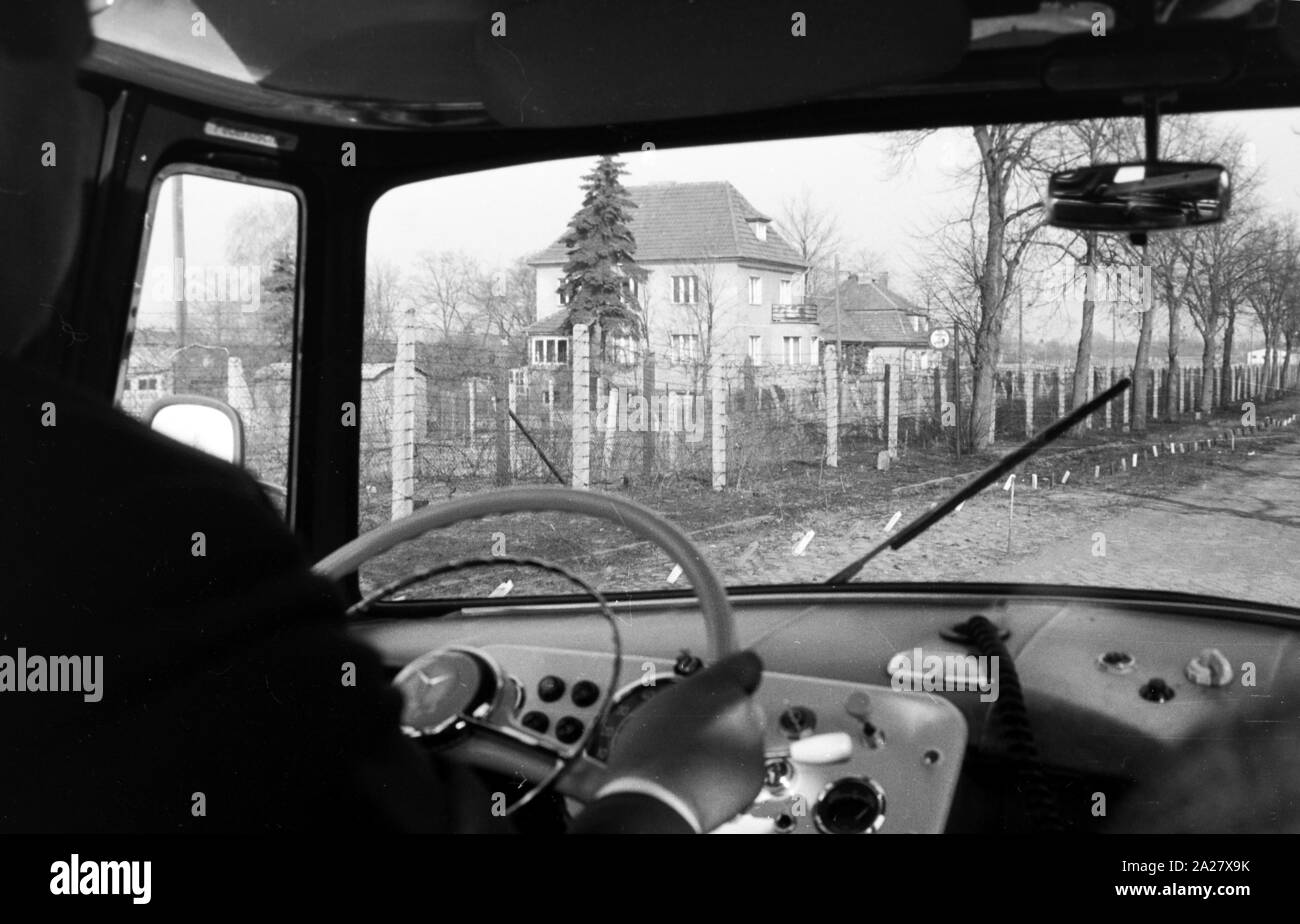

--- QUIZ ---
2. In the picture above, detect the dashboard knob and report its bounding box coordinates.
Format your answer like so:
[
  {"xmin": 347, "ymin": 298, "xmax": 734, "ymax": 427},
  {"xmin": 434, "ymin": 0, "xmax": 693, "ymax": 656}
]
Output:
[
  {"xmin": 814, "ymin": 776, "xmax": 886, "ymax": 834},
  {"xmin": 555, "ymin": 716, "xmax": 585, "ymax": 744},
  {"xmin": 1139, "ymin": 677, "xmax": 1176, "ymax": 703},
  {"xmin": 538, "ymin": 675, "xmax": 566, "ymax": 702},
  {"xmin": 674, "ymin": 651, "xmax": 704, "ymax": 676},
  {"xmin": 571, "ymin": 680, "xmax": 600, "ymax": 708},
  {"xmin": 790, "ymin": 731, "xmax": 853, "ymax": 765},
  {"xmin": 520, "ymin": 711, "xmax": 550, "ymax": 734},
  {"xmin": 778, "ymin": 705, "xmax": 817, "ymax": 739}
]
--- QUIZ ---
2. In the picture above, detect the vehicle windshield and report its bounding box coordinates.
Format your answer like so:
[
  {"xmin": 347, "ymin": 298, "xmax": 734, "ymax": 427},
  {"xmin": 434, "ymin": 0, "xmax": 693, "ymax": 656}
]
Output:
[{"xmin": 354, "ymin": 109, "xmax": 1300, "ymax": 608}]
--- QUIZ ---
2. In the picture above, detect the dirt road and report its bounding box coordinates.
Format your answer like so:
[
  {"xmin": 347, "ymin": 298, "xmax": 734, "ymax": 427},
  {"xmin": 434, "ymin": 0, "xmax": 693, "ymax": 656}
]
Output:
[{"xmin": 669, "ymin": 435, "xmax": 1300, "ymax": 607}]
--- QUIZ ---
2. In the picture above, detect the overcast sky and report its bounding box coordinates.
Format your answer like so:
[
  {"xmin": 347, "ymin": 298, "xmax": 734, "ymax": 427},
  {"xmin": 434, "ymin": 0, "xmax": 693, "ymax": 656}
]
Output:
[{"xmin": 148, "ymin": 107, "xmax": 1300, "ymax": 347}]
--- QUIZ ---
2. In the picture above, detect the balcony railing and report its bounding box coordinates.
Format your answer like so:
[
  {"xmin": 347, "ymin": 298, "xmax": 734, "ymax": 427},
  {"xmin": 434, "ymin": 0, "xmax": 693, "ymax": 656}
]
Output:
[{"xmin": 771, "ymin": 303, "xmax": 818, "ymax": 323}]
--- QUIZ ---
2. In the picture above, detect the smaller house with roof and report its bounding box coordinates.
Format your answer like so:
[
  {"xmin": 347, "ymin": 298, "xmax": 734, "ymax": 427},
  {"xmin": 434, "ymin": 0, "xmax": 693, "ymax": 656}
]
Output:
[{"xmin": 817, "ymin": 273, "xmax": 938, "ymax": 374}]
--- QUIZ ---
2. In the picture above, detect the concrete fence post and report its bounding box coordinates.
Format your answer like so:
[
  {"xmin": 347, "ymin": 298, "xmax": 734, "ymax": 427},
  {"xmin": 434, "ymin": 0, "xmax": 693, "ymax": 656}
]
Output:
[
  {"xmin": 825, "ymin": 346, "xmax": 839, "ymax": 467},
  {"xmin": 886, "ymin": 363, "xmax": 900, "ymax": 458},
  {"xmin": 1024, "ymin": 369, "xmax": 1034, "ymax": 436},
  {"xmin": 507, "ymin": 375, "xmax": 518, "ymax": 476},
  {"xmin": 390, "ymin": 303, "xmax": 417, "ymax": 521},
  {"xmin": 711, "ymin": 363, "xmax": 727, "ymax": 490},
  {"xmin": 571, "ymin": 323, "xmax": 590, "ymax": 489}
]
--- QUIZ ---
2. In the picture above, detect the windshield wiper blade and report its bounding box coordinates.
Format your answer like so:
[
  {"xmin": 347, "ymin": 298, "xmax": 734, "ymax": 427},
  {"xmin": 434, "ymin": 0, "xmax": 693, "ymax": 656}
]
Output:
[{"xmin": 825, "ymin": 376, "xmax": 1132, "ymax": 585}]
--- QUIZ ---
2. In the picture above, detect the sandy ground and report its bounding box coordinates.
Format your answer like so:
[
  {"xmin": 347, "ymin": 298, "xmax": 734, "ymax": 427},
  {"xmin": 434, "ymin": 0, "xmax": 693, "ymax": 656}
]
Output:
[{"xmin": 364, "ymin": 417, "xmax": 1300, "ymax": 611}]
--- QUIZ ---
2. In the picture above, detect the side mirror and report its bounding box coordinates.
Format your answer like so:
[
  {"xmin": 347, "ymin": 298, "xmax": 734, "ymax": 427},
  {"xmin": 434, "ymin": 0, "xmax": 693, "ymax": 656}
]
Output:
[
  {"xmin": 145, "ymin": 395, "xmax": 244, "ymax": 466},
  {"xmin": 1045, "ymin": 161, "xmax": 1230, "ymax": 232}
]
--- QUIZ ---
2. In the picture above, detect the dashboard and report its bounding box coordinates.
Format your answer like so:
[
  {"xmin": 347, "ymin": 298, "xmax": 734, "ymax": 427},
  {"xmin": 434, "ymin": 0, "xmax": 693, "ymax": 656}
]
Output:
[{"xmin": 358, "ymin": 586, "xmax": 1300, "ymax": 833}]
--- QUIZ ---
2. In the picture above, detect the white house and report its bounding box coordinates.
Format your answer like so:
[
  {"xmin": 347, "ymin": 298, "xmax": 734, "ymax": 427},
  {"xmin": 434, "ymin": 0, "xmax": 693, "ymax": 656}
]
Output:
[{"xmin": 525, "ymin": 181, "xmax": 816, "ymax": 376}]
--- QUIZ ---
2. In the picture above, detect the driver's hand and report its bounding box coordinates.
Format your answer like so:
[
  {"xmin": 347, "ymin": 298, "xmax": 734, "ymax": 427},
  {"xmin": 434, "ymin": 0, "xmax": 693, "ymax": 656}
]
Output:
[{"xmin": 596, "ymin": 650, "xmax": 765, "ymax": 832}]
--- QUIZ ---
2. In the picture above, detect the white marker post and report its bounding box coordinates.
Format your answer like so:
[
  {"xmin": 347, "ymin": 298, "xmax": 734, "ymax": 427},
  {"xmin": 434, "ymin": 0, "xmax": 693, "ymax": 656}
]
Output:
[
  {"xmin": 667, "ymin": 564, "xmax": 682, "ymax": 584},
  {"xmin": 1062, "ymin": 470, "xmax": 1071, "ymax": 484},
  {"xmin": 793, "ymin": 530, "xmax": 815, "ymax": 556},
  {"xmin": 1005, "ymin": 475, "xmax": 1016, "ymax": 553}
]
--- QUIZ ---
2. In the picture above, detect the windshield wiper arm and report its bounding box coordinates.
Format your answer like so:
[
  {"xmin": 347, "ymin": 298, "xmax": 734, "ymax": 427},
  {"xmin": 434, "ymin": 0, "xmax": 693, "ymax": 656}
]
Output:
[{"xmin": 824, "ymin": 376, "xmax": 1132, "ymax": 585}]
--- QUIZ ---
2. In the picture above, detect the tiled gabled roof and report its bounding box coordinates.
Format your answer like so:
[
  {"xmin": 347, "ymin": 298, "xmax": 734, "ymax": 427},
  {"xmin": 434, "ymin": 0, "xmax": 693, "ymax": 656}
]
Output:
[
  {"xmin": 525, "ymin": 309, "xmax": 571, "ymax": 336},
  {"xmin": 818, "ymin": 275, "xmax": 933, "ymax": 347},
  {"xmin": 528, "ymin": 181, "xmax": 807, "ymax": 269}
]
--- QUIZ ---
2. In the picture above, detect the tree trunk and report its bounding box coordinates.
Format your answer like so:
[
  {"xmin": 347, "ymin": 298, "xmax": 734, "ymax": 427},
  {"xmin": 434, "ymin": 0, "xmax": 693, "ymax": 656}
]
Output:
[
  {"xmin": 1071, "ymin": 235, "xmax": 1096, "ymax": 410},
  {"xmin": 1281, "ymin": 332, "xmax": 1294, "ymax": 397},
  {"xmin": 1165, "ymin": 284, "xmax": 1179, "ymax": 421},
  {"xmin": 1131, "ymin": 295, "xmax": 1155, "ymax": 433},
  {"xmin": 1219, "ymin": 304, "xmax": 1235, "ymax": 410},
  {"xmin": 1199, "ymin": 334, "xmax": 1215, "ymax": 413}
]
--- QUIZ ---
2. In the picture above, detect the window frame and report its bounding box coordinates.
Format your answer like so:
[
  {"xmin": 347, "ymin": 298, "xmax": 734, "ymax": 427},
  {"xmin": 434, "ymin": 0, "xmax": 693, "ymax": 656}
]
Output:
[
  {"xmin": 671, "ymin": 274, "xmax": 699, "ymax": 305},
  {"xmin": 116, "ymin": 162, "xmax": 306, "ymax": 505}
]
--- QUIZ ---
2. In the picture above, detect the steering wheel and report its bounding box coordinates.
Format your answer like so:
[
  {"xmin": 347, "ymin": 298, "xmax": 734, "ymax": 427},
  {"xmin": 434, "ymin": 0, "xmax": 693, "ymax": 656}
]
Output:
[{"xmin": 314, "ymin": 485, "xmax": 738, "ymax": 803}]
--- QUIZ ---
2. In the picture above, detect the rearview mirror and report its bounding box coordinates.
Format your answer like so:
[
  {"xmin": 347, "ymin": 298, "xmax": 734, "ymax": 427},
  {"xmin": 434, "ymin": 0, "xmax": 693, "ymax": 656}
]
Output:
[
  {"xmin": 1045, "ymin": 161, "xmax": 1230, "ymax": 232},
  {"xmin": 145, "ymin": 395, "xmax": 244, "ymax": 466}
]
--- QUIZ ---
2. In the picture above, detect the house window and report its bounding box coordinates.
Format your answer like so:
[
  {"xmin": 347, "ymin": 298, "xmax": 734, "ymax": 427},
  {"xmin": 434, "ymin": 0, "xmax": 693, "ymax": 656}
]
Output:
[
  {"xmin": 779, "ymin": 279, "xmax": 793, "ymax": 305},
  {"xmin": 811, "ymin": 337, "xmax": 821, "ymax": 365},
  {"xmin": 624, "ymin": 276, "xmax": 640, "ymax": 300},
  {"xmin": 532, "ymin": 337, "xmax": 570, "ymax": 365},
  {"xmin": 783, "ymin": 336, "xmax": 802, "ymax": 365},
  {"xmin": 749, "ymin": 220, "xmax": 768, "ymax": 242},
  {"xmin": 748, "ymin": 276, "xmax": 762, "ymax": 306},
  {"xmin": 912, "ymin": 316, "xmax": 921, "ymax": 332},
  {"xmin": 605, "ymin": 335, "xmax": 637, "ymax": 364},
  {"xmin": 671, "ymin": 334, "xmax": 701, "ymax": 363},
  {"xmin": 748, "ymin": 335, "xmax": 763, "ymax": 365},
  {"xmin": 671, "ymin": 275, "xmax": 698, "ymax": 304},
  {"xmin": 558, "ymin": 286, "xmax": 572, "ymax": 306}
]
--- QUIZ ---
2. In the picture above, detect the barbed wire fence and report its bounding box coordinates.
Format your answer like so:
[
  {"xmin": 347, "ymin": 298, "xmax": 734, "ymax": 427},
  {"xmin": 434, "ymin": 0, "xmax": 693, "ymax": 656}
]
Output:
[{"xmin": 116, "ymin": 313, "xmax": 1300, "ymax": 531}]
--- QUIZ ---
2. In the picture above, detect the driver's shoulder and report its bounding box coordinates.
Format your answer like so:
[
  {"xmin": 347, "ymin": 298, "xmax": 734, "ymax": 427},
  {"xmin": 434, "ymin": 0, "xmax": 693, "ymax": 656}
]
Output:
[{"xmin": 0, "ymin": 355, "xmax": 301, "ymax": 574}]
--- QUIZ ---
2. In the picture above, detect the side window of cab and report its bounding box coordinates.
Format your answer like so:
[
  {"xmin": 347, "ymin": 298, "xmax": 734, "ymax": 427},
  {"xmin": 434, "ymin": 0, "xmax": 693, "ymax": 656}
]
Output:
[{"xmin": 117, "ymin": 169, "xmax": 302, "ymax": 513}]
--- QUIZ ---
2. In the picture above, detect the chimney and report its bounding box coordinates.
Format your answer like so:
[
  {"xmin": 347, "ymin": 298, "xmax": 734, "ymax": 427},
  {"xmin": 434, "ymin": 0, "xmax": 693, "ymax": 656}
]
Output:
[
  {"xmin": 845, "ymin": 273, "xmax": 859, "ymax": 286},
  {"xmin": 873, "ymin": 272, "xmax": 890, "ymax": 290}
]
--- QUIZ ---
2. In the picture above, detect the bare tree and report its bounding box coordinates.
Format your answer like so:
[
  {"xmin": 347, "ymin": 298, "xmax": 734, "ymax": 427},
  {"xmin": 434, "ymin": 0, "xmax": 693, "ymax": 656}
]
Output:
[
  {"xmin": 1245, "ymin": 217, "xmax": 1300, "ymax": 400},
  {"xmin": 775, "ymin": 188, "xmax": 842, "ymax": 301},
  {"xmin": 900, "ymin": 124, "xmax": 1053, "ymax": 451},
  {"xmin": 409, "ymin": 251, "xmax": 480, "ymax": 342},
  {"xmin": 364, "ymin": 258, "xmax": 406, "ymax": 344}
]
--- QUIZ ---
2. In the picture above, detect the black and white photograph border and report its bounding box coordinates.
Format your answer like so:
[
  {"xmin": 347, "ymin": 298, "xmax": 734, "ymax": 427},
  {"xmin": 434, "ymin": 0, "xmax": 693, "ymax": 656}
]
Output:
[{"xmin": 2, "ymin": 0, "xmax": 1299, "ymax": 909}]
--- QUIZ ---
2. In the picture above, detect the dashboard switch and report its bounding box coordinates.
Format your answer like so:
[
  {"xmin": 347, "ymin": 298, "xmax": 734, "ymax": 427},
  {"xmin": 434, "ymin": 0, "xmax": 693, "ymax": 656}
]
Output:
[
  {"xmin": 764, "ymin": 757, "xmax": 794, "ymax": 791},
  {"xmin": 778, "ymin": 705, "xmax": 817, "ymax": 739},
  {"xmin": 790, "ymin": 732, "xmax": 853, "ymax": 765},
  {"xmin": 1139, "ymin": 678, "xmax": 1176, "ymax": 703},
  {"xmin": 1185, "ymin": 648, "xmax": 1233, "ymax": 687},
  {"xmin": 674, "ymin": 651, "xmax": 704, "ymax": 676}
]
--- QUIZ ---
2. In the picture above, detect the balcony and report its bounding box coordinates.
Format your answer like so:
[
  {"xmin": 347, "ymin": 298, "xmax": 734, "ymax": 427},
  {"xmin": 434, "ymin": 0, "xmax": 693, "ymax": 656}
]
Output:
[{"xmin": 771, "ymin": 303, "xmax": 818, "ymax": 323}]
